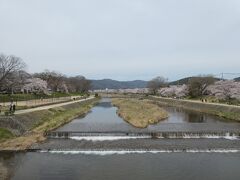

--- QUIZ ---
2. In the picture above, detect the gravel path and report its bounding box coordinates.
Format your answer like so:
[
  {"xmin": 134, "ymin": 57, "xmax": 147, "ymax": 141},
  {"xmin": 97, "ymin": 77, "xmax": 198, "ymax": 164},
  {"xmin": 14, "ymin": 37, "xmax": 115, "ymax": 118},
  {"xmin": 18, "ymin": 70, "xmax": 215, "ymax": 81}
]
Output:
[{"xmin": 15, "ymin": 97, "xmax": 95, "ymax": 115}]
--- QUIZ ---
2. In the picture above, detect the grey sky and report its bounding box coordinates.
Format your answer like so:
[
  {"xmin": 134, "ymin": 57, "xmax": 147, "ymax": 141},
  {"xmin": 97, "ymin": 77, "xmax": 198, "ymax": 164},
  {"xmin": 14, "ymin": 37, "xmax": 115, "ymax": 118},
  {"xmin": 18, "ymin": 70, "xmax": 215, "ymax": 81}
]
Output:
[{"xmin": 0, "ymin": 0, "xmax": 240, "ymax": 81}]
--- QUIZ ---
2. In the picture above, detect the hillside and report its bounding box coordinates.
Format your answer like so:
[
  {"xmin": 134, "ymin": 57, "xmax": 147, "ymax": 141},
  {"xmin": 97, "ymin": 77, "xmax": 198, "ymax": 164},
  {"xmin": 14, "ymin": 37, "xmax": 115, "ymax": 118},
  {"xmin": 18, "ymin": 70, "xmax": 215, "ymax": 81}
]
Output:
[
  {"xmin": 234, "ymin": 77, "xmax": 240, "ymax": 81},
  {"xmin": 169, "ymin": 77, "xmax": 221, "ymax": 85},
  {"xmin": 91, "ymin": 79, "xmax": 148, "ymax": 90},
  {"xmin": 169, "ymin": 77, "xmax": 193, "ymax": 85}
]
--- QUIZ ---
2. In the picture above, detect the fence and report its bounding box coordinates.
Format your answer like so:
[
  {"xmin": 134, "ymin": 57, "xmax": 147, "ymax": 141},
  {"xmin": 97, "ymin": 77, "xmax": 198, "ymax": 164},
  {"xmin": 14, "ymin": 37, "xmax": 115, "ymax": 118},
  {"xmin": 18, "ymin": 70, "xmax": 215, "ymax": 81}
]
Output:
[{"xmin": 0, "ymin": 96, "xmax": 82, "ymax": 107}]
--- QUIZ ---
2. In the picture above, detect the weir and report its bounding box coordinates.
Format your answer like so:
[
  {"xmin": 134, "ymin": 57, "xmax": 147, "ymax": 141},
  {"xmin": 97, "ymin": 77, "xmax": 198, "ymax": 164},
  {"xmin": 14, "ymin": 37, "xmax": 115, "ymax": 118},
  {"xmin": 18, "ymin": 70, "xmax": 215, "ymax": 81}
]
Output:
[{"xmin": 46, "ymin": 131, "xmax": 240, "ymax": 139}]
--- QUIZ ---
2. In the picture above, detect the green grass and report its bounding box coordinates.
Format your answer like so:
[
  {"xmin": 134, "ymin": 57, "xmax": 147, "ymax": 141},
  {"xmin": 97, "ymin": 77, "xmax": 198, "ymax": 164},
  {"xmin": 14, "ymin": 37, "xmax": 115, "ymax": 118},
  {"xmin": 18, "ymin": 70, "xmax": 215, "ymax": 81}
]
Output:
[
  {"xmin": 112, "ymin": 98, "xmax": 168, "ymax": 128},
  {"xmin": 0, "ymin": 128, "xmax": 14, "ymax": 142},
  {"xmin": 186, "ymin": 95, "xmax": 240, "ymax": 106},
  {"xmin": 0, "ymin": 98, "xmax": 99, "ymax": 150}
]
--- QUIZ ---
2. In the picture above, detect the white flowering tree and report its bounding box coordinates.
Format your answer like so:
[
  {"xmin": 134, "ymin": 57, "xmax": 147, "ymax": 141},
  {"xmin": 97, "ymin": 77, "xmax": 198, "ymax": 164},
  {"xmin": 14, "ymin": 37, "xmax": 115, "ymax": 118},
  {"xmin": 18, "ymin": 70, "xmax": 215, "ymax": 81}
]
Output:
[
  {"xmin": 22, "ymin": 78, "xmax": 49, "ymax": 94},
  {"xmin": 207, "ymin": 80, "xmax": 240, "ymax": 101},
  {"xmin": 159, "ymin": 85, "xmax": 188, "ymax": 98}
]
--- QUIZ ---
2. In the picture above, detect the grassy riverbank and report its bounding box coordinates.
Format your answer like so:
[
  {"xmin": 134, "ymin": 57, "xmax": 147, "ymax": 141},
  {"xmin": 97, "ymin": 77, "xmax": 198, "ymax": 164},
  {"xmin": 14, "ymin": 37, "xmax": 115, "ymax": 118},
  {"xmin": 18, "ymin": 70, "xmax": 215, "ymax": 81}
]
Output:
[
  {"xmin": 0, "ymin": 128, "xmax": 14, "ymax": 143},
  {"xmin": 112, "ymin": 98, "xmax": 168, "ymax": 128},
  {"xmin": 149, "ymin": 96, "xmax": 240, "ymax": 122},
  {"xmin": 0, "ymin": 98, "xmax": 99, "ymax": 151}
]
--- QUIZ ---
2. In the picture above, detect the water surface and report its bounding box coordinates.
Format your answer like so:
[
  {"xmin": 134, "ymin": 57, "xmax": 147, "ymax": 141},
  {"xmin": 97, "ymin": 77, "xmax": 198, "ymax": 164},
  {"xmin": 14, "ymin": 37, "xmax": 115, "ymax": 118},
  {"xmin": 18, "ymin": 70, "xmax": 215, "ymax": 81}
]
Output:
[{"xmin": 1, "ymin": 152, "xmax": 240, "ymax": 180}]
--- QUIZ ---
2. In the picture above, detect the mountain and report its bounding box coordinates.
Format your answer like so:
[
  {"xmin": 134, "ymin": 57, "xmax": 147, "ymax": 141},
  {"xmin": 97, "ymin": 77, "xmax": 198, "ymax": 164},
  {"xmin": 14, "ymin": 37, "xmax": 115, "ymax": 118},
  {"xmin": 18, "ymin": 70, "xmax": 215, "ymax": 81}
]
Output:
[
  {"xmin": 91, "ymin": 79, "xmax": 148, "ymax": 90},
  {"xmin": 169, "ymin": 77, "xmax": 193, "ymax": 85},
  {"xmin": 234, "ymin": 77, "xmax": 240, "ymax": 81},
  {"xmin": 169, "ymin": 77, "xmax": 221, "ymax": 85}
]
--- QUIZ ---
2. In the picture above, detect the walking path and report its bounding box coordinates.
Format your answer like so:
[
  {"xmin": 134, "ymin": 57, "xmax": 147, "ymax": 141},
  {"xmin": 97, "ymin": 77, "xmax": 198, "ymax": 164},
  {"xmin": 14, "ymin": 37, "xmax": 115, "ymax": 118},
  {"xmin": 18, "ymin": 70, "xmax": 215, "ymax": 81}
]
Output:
[
  {"xmin": 15, "ymin": 97, "xmax": 95, "ymax": 115},
  {"xmin": 151, "ymin": 96, "xmax": 240, "ymax": 109}
]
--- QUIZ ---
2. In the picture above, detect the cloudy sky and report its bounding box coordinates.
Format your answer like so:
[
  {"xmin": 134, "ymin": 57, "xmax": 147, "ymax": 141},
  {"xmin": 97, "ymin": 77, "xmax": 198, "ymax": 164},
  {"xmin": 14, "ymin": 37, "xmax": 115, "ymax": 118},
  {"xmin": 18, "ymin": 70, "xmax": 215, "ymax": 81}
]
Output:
[{"xmin": 0, "ymin": 0, "xmax": 240, "ymax": 81}]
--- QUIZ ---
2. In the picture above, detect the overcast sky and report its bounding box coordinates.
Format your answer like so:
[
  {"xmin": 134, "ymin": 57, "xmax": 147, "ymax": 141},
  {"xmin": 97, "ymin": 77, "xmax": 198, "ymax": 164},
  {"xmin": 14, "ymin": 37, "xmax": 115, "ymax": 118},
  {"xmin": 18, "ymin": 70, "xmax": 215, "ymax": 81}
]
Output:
[{"xmin": 0, "ymin": 0, "xmax": 240, "ymax": 81}]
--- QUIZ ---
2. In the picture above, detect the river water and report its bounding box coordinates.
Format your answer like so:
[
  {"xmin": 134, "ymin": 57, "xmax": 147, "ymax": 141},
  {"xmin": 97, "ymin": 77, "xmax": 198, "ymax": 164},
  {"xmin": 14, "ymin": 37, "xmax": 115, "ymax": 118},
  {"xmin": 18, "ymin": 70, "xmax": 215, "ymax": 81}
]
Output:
[
  {"xmin": 57, "ymin": 98, "xmax": 239, "ymax": 133},
  {"xmin": 1, "ymin": 98, "xmax": 240, "ymax": 180}
]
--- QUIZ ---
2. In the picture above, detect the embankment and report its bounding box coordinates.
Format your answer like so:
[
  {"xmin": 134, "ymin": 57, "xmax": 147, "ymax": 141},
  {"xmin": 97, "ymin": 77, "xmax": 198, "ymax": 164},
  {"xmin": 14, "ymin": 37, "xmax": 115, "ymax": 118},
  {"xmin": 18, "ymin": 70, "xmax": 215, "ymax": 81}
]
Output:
[
  {"xmin": 0, "ymin": 98, "xmax": 99, "ymax": 151},
  {"xmin": 149, "ymin": 96, "xmax": 240, "ymax": 121}
]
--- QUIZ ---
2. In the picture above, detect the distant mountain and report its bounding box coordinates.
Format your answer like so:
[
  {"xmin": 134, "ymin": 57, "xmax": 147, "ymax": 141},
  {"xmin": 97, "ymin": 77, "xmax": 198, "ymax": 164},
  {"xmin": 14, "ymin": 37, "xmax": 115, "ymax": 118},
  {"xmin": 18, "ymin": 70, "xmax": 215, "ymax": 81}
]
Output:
[
  {"xmin": 169, "ymin": 77, "xmax": 193, "ymax": 85},
  {"xmin": 234, "ymin": 77, "xmax": 240, "ymax": 81},
  {"xmin": 91, "ymin": 76, "xmax": 225, "ymax": 90},
  {"xmin": 169, "ymin": 77, "xmax": 221, "ymax": 85},
  {"xmin": 91, "ymin": 79, "xmax": 148, "ymax": 90}
]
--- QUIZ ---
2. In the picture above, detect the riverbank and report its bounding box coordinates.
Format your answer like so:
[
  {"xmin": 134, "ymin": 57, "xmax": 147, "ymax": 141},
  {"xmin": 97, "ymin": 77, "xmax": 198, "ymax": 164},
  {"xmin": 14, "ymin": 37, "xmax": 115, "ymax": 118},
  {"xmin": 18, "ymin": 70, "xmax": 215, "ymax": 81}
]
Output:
[
  {"xmin": 112, "ymin": 98, "xmax": 168, "ymax": 128},
  {"xmin": 149, "ymin": 96, "xmax": 240, "ymax": 121},
  {"xmin": 0, "ymin": 98, "xmax": 99, "ymax": 151}
]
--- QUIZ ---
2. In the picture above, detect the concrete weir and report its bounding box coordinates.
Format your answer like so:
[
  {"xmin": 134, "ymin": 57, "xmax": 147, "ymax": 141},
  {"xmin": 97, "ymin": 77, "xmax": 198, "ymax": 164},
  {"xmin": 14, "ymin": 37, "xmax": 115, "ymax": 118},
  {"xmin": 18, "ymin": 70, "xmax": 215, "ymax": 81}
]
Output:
[{"xmin": 46, "ymin": 131, "xmax": 240, "ymax": 140}]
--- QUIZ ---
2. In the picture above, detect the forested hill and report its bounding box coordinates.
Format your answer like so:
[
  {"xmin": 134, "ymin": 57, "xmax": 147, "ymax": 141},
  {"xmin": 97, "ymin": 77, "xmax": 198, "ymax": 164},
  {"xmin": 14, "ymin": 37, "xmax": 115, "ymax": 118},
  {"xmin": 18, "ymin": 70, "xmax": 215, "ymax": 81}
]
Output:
[
  {"xmin": 234, "ymin": 77, "xmax": 240, "ymax": 81},
  {"xmin": 90, "ymin": 79, "xmax": 148, "ymax": 90},
  {"xmin": 91, "ymin": 76, "xmax": 228, "ymax": 90}
]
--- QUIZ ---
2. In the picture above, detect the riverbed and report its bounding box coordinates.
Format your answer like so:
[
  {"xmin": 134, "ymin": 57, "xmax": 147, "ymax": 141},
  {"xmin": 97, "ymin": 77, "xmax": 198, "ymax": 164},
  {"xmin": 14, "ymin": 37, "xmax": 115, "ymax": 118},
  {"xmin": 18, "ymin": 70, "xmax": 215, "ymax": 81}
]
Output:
[{"xmin": 1, "ymin": 98, "xmax": 240, "ymax": 179}]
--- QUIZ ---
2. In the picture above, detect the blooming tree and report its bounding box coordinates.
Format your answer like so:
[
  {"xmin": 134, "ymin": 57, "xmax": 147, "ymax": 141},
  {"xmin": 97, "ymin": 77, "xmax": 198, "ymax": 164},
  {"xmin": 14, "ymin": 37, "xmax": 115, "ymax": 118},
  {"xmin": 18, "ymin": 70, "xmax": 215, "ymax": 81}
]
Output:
[
  {"xmin": 207, "ymin": 80, "xmax": 240, "ymax": 101},
  {"xmin": 159, "ymin": 85, "xmax": 188, "ymax": 98},
  {"xmin": 23, "ymin": 78, "xmax": 48, "ymax": 94}
]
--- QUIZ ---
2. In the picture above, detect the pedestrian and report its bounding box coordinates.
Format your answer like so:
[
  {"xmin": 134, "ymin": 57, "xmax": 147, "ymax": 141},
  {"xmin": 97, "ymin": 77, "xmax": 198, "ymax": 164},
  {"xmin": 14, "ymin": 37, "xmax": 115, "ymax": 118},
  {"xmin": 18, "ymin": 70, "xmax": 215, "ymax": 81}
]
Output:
[
  {"xmin": 12, "ymin": 104, "xmax": 16, "ymax": 114},
  {"xmin": 9, "ymin": 102, "xmax": 13, "ymax": 114},
  {"xmin": 0, "ymin": 105, "xmax": 2, "ymax": 114}
]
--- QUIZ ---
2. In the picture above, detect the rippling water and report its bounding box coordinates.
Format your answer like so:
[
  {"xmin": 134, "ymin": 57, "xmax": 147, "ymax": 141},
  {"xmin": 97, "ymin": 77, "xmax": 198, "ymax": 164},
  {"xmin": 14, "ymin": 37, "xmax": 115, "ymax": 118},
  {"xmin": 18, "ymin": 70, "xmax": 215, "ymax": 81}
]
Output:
[{"xmin": 1, "ymin": 152, "xmax": 239, "ymax": 180}]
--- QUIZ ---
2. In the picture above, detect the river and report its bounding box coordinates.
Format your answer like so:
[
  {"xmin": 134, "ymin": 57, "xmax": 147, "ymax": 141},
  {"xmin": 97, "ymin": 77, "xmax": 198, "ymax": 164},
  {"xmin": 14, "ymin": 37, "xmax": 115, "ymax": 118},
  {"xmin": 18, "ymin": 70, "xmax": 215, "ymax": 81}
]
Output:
[{"xmin": 1, "ymin": 98, "xmax": 240, "ymax": 180}]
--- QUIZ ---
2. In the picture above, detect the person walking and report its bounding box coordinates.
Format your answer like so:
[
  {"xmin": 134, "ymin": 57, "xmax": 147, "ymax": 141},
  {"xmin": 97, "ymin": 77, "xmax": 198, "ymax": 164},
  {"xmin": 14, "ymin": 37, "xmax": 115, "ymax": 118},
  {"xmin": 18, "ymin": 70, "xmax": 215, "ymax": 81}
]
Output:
[
  {"xmin": 9, "ymin": 102, "xmax": 13, "ymax": 114},
  {"xmin": 12, "ymin": 103, "xmax": 16, "ymax": 114}
]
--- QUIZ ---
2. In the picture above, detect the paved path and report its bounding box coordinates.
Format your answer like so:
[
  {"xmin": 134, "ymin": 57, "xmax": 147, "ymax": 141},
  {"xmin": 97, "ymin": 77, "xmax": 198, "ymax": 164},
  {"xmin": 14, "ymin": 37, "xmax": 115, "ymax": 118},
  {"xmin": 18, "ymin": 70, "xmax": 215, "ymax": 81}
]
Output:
[
  {"xmin": 15, "ymin": 97, "xmax": 95, "ymax": 115},
  {"xmin": 1, "ymin": 96, "xmax": 83, "ymax": 107},
  {"xmin": 151, "ymin": 96, "xmax": 240, "ymax": 109}
]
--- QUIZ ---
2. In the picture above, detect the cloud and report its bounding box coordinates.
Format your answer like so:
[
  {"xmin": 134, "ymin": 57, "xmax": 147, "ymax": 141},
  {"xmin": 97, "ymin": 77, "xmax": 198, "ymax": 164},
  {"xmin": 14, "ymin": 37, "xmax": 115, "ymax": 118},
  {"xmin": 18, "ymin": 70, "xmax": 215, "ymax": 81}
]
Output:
[{"xmin": 0, "ymin": 0, "xmax": 240, "ymax": 80}]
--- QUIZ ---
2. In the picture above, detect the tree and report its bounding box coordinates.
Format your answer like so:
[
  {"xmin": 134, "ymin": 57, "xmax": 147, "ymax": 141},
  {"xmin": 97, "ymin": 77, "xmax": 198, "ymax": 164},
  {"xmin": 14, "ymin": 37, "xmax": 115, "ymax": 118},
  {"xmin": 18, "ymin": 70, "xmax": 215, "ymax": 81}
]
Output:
[
  {"xmin": 23, "ymin": 78, "xmax": 49, "ymax": 94},
  {"xmin": 0, "ymin": 54, "xmax": 26, "ymax": 91},
  {"xmin": 34, "ymin": 70, "xmax": 66, "ymax": 92},
  {"xmin": 147, "ymin": 76, "xmax": 168, "ymax": 95},
  {"xmin": 66, "ymin": 76, "xmax": 91, "ymax": 93},
  {"xmin": 3, "ymin": 70, "xmax": 31, "ymax": 94},
  {"xmin": 188, "ymin": 76, "xmax": 215, "ymax": 97},
  {"xmin": 159, "ymin": 85, "xmax": 188, "ymax": 98},
  {"xmin": 207, "ymin": 80, "xmax": 240, "ymax": 102}
]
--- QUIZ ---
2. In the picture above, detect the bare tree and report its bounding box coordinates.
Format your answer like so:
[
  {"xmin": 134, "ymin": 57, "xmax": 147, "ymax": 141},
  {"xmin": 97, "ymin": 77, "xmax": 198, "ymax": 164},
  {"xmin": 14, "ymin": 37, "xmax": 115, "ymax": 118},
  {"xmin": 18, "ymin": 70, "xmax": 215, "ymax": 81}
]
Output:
[
  {"xmin": 188, "ymin": 76, "xmax": 215, "ymax": 98},
  {"xmin": 66, "ymin": 76, "xmax": 91, "ymax": 93},
  {"xmin": 147, "ymin": 76, "xmax": 168, "ymax": 95},
  {"xmin": 0, "ymin": 54, "xmax": 26, "ymax": 92}
]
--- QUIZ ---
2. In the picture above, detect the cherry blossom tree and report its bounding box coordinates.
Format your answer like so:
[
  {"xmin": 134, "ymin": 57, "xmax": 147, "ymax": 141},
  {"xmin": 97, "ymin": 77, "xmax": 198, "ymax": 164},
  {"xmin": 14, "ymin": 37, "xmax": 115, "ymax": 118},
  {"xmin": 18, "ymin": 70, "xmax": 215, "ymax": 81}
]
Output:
[
  {"xmin": 159, "ymin": 85, "xmax": 188, "ymax": 98},
  {"xmin": 207, "ymin": 80, "xmax": 240, "ymax": 101},
  {"xmin": 23, "ymin": 78, "xmax": 49, "ymax": 94}
]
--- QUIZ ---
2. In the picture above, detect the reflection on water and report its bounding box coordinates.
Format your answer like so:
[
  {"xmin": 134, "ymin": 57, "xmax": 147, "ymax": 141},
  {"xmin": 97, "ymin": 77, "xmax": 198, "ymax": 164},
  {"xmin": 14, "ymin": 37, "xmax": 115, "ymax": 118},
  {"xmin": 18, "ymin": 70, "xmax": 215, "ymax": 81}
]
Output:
[
  {"xmin": 1, "ymin": 152, "xmax": 239, "ymax": 180},
  {"xmin": 58, "ymin": 98, "xmax": 233, "ymax": 132},
  {"xmin": 0, "ymin": 152, "xmax": 24, "ymax": 180}
]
